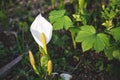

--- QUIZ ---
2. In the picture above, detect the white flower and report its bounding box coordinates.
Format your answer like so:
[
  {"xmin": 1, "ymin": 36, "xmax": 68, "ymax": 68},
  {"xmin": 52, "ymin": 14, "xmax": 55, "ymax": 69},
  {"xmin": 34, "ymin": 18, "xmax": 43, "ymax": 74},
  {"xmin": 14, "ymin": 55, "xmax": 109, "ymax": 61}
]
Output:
[
  {"xmin": 60, "ymin": 73, "xmax": 72, "ymax": 80},
  {"xmin": 30, "ymin": 14, "xmax": 53, "ymax": 48}
]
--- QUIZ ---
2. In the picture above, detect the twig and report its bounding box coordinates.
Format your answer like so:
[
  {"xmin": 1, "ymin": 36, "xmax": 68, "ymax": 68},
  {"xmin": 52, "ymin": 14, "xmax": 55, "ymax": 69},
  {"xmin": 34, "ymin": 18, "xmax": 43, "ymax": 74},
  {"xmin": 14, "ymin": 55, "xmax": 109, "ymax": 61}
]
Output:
[{"xmin": 0, "ymin": 51, "xmax": 28, "ymax": 77}]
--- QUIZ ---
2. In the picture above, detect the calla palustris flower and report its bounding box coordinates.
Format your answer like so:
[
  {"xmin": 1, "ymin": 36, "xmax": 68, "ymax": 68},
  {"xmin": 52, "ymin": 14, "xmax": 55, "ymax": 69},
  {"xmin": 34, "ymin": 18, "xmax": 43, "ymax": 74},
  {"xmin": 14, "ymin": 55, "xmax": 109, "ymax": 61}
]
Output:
[{"xmin": 30, "ymin": 14, "xmax": 52, "ymax": 49}]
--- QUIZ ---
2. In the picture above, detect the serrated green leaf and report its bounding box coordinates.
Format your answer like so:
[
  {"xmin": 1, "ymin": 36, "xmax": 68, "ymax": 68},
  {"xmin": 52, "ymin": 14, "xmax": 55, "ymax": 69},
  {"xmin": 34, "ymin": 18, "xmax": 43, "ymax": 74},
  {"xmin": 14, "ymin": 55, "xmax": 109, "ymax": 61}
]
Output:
[
  {"xmin": 94, "ymin": 33, "xmax": 109, "ymax": 52},
  {"xmin": 49, "ymin": 10, "xmax": 65, "ymax": 16},
  {"xmin": 82, "ymin": 35, "xmax": 95, "ymax": 52},
  {"xmin": 52, "ymin": 16, "xmax": 72, "ymax": 30},
  {"xmin": 75, "ymin": 25, "xmax": 109, "ymax": 52},
  {"xmin": 98, "ymin": 33, "xmax": 109, "ymax": 46},
  {"xmin": 110, "ymin": 27, "xmax": 120, "ymax": 41},
  {"xmin": 53, "ymin": 17, "xmax": 64, "ymax": 30},
  {"xmin": 49, "ymin": 10, "xmax": 65, "ymax": 23},
  {"xmin": 75, "ymin": 25, "xmax": 96, "ymax": 52},
  {"xmin": 64, "ymin": 16, "xmax": 73, "ymax": 30},
  {"xmin": 80, "ymin": 25, "xmax": 96, "ymax": 34},
  {"xmin": 94, "ymin": 36, "xmax": 104, "ymax": 52},
  {"xmin": 49, "ymin": 10, "xmax": 73, "ymax": 30},
  {"xmin": 76, "ymin": 25, "xmax": 96, "ymax": 42}
]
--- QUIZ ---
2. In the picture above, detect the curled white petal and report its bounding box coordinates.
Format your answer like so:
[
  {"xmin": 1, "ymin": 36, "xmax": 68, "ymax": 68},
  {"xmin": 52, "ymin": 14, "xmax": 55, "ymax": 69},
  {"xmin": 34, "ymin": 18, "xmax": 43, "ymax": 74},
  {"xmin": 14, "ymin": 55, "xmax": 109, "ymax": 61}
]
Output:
[
  {"xmin": 60, "ymin": 73, "xmax": 72, "ymax": 80},
  {"xmin": 30, "ymin": 14, "xmax": 52, "ymax": 47}
]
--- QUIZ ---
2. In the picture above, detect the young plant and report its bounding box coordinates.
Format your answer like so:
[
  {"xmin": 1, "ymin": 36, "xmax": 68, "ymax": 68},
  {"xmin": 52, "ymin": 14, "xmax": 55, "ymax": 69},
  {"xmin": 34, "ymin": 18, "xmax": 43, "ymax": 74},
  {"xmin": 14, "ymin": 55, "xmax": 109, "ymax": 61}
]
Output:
[
  {"xmin": 48, "ymin": 0, "xmax": 120, "ymax": 61},
  {"xmin": 29, "ymin": 14, "xmax": 53, "ymax": 79}
]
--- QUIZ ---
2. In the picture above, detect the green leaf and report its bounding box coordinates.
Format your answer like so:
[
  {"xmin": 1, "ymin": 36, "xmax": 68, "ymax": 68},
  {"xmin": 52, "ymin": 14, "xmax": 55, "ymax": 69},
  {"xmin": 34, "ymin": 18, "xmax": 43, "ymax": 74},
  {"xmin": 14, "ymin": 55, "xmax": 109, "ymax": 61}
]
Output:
[
  {"xmin": 69, "ymin": 27, "xmax": 80, "ymax": 49},
  {"xmin": 109, "ymin": 10, "xmax": 116, "ymax": 19},
  {"xmin": 49, "ymin": 10, "xmax": 65, "ymax": 17},
  {"xmin": 49, "ymin": 10, "xmax": 65, "ymax": 23},
  {"xmin": 80, "ymin": 25, "xmax": 96, "ymax": 34},
  {"xmin": 75, "ymin": 25, "xmax": 109, "ymax": 52},
  {"xmin": 49, "ymin": 10, "xmax": 73, "ymax": 30},
  {"xmin": 69, "ymin": 27, "xmax": 80, "ymax": 36},
  {"xmin": 82, "ymin": 35, "xmax": 95, "ymax": 52},
  {"xmin": 94, "ymin": 33, "xmax": 109, "ymax": 52},
  {"xmin": 104, "ymin": 43, "xmax": 120, "ymax": 61},
  {"xmin": 104, "ymin": 47, "xmax": 114, "ymax": 60},
  {"xmin": 113, "ymin": 50, "xmax": 120, "ymax": 61},
  {"xmin": 49, "ymin": 10, "xmax": 65, "ymax": 22},
  {"xmin": 64, "ymin": 16, "xmax": 73, "ymax": 30},
  {"xmin": 110, "ymin": 27, "xmax": 120, "ymax": 41},
  {"xmin": 76, "ymin": 25, "xmax": 96, "ymax": 42},
  {"xmin": 73, "ymin": 14, "xmax": 81, "ymax": 21},
  {"xmin": 52, "ymin": 17, "xmax": 64, "ymax": 30},
  {"xmin": 76, "ymin": 25, "xmax": 96, "ymax": 52}
]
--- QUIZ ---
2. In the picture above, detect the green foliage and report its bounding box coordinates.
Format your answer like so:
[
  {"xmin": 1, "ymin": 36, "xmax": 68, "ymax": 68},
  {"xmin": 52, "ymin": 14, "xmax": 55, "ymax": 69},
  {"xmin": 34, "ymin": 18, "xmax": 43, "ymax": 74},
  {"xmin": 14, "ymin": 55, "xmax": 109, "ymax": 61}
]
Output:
[
  {"xmin": 110, "ymin": 27, "xmax": 120, "ymax": 42},
  {"xmin": 49, "ymin": 10, "xmax": 73, "ymax": 30},
  {"xmin": 94, "ymin": 33, "xmax": 109, "ymax": 52},
  {"xmin": 104, "ymin": 43, "xmax": 120, "ymax": 61},
  {"xmin": 52, "ymin": 33, "xmax": 68, "ymax": 47},
  {"xmin": 101, "ymin": 0, "xmax": 120, "ymax": 30},
  {"xmin": 69, "ymin": 27, "xmax": 80, "ymax": 48},
  {"xmin": 101, "ymin": 7, "xmax": 116, "ymax": 20},
  {"xmin": 40, "ymin": 55, "xmax": 49, "ymax": 67},
  {"xmin": 78, "ymin": 0, "xmax": 87, "ymax": 14},
  {"xmin": 75, "ymin": 25, "xmax": 109, "ymax": 52},
  {"xmin": 104, "ymin": 26, "xmax": 120, "ymax": 61},
  {"xmin": 1, "ymin": 0, "xmax": 120, "ymax": 79},
  {"xmin": 104, "ymin": 46, "xmax": 114, "ymax": 60},
  {"xmin": 0, "ymin": 11, "xmax": 6, "ymax": 19},
  {"xmin": 49, "ymin": 0, "xmax": 120, "ymax": 62},
  {"xmin": 96, "ymin": 60, "xmax": 104, "ymax": 71},
  {"xmin": 112, "ymin": 50, "xmax": 120, "ymax": 61},
  {"xmin": 18, "ymin": 21, "xmax": 29, "ymax": 32}
]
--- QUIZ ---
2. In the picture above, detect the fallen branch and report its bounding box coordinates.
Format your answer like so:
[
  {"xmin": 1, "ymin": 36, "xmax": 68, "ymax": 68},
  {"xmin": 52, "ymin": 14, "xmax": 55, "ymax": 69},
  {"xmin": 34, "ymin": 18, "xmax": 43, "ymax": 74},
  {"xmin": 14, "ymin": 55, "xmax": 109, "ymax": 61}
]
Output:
[{"xmin": 0, "ymin": 51, "xmax": 28, "ymax": 77}]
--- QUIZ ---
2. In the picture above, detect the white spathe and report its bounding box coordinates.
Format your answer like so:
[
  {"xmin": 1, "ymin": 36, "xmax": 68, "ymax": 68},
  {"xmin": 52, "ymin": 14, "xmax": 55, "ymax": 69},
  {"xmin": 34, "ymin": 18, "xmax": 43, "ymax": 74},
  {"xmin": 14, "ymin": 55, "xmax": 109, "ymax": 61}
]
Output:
[
  {"xmin": 30, "ymin": 14, "xmax": 52, "ymax": 48},
  {"xmin": 60, "ymin": 73, "xmax": 72, "ymax": 80}
]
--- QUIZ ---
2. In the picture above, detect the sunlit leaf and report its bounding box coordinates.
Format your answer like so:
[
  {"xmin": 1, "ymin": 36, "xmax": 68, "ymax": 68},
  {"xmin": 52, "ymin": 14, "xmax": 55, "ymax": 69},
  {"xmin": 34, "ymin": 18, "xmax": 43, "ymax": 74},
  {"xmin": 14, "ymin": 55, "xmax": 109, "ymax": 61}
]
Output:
[
  {"xmin": 49, "ymin": 10, "xmax": 65, "ymax": 23},
  {"xmin": 64, "ymin": 16, "xmax": 73, "ymax": 30},
  {"xmin": 49, "ymin": 10, "xmax": 73, "ymax": 30},
  {"xmin": 82, "ymin": 35, "xmax": 95, "ymax": 52},
  {"xmin": 80, "ymin": 25, "xmax": 96, "ymax": 34},
  {"xmin": 76, "ymin": 25, "xmax": 109, "ymax": 52},
  {"xmin": 94, "ymin": 33, "xmax": 109, "ymax": 52},
  {"xmin": 76, "ymin": 25, "xmax": 96, "ymax": 42}
]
